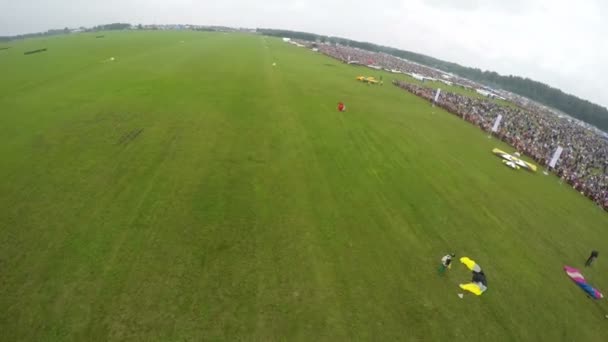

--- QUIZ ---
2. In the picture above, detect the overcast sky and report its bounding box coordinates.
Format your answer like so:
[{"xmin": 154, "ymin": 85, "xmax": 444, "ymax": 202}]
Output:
[{"xmin": 1, "ymin": 0, "xmax": 606, "ymax": 107}]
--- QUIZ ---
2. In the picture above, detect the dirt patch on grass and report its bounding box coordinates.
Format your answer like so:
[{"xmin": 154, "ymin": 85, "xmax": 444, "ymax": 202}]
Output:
[
  {"xmin": 117, "ymin": 128, "xmax": 144, "ymax": 145},
  {"xmin": 247, "ymin": 156, "xmax": 267, "ymax": 164},
  {"xmin": 24, "ymin": 48, "xmax": 47, "ymax": 55},
  {"xmin": 216, "ymin": 156, "xmax": 267, "ymax": 165}
]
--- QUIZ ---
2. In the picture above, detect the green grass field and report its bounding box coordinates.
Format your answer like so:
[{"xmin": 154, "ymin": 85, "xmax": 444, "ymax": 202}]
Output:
[{"xmin": 1, "ymin": 31, "xmax": 608, "ymax": 341}]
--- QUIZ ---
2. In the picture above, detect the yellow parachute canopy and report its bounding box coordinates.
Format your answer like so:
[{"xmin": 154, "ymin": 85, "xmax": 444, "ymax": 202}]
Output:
[
  {"xmin": 492, "ymin": 148, "xmax": 537, "ymax": 172},
  {"xmin": 356, "ymin": 76, "xmax": 380, "ymax": 85},
  {"xmin": 460, "ymin": 283, "xmax": 484, "ymax": 296},
  {"xmin": 459, "ymin": 257, "xmax": 487, "ymax": 295},
  {"xmin": 460, "ymin": 257, "xmax": 478, "ymax": 271}
]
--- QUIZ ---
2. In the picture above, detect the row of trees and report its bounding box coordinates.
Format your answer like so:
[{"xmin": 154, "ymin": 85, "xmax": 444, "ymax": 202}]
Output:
[
  {"xmin": 0, "ymin": 23, "xmax": 132, "ymax": 42},
  {"xmin": 258, "ymin": 29, "xmax": 608, "ymax": 131},
  {"xmin": 89, "ymin": 23, "xmax": 132, "ymax": 31},
  {"xmin": 0, "ymin": 28, "xmax": 70, "ymax": 42}
]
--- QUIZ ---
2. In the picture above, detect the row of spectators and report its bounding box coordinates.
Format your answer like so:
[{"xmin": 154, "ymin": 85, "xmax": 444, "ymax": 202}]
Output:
[
  {"xmin": 313, "ymin": 43, "xmax": 478, "ymax": 88},
  {"xmin": 313, "ymin": 42, "xmax": 574, "ymax": 116},
  {"xmin": 310, "ymin": 41, "xmax": 608, "ymax": 210},
  {"xmin": 393, "ymin": 80, "xmax": 608, "ymax": 211}
]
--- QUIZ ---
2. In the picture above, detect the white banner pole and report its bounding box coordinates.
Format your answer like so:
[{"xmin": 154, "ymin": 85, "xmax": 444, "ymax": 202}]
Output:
[
  {"xmin": 549, "ymin": 146, "xmax": 564, "ymax": 169},
  {"xmin": 491, "ymin": 115, "xmax": 503, "ymax": 132},
  {"xmin": 433, "ymin": 88, "xmax": 442, "ymax": 104},
  {"xmin": 544, "ymin": 146, "xmax": 564, "ymax": 175}
]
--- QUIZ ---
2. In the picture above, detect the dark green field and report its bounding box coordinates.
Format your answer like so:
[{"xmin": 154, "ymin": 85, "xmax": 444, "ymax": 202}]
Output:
[{"xmin": 1, "ymin": 31, "xmax": 608, "ymax": 341}]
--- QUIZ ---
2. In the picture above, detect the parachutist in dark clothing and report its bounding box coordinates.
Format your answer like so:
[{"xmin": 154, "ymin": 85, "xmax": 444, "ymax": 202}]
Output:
[
  {"xmin": 472, "ymin": 270, "xmax": 487, "ymax": 287},
  {"xmin": 585, "ymin": 251, "xmax": 598, "ymax": 267}
]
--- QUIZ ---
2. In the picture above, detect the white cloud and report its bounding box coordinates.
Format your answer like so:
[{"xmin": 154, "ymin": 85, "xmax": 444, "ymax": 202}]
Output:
[{"xmin": 1, "ymin": 0, "xmax": 606, "ymax": 107}]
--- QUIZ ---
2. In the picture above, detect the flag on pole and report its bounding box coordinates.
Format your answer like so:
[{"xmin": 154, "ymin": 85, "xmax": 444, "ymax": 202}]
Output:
[
  {"xmin": 434, "ymin": 88, "xmax": 442, "ymax": 103},
  {"xmin": 491, "ymin": 115, "xmax": 503, "ymax": 132},
  {"xmin": 548, "ymin": 146, "xmax": 564, "ymax": 168}
]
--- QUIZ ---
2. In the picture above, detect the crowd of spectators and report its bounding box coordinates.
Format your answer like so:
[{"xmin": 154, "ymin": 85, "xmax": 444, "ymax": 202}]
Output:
[
  {"xmin": 393, "ymin": 80, "xmax": 608, "ymax": 211},
  {"xmin": 314, "ymin": 43, "xmax": 478, "ymax": 88},
  {"xmin": 309, "ymin": 41, "xmax": 608, "ymax": 210}
]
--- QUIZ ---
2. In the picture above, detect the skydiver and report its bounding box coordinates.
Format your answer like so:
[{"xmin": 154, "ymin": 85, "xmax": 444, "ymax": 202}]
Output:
[
  {"xmin": 439, "ymin": 253, "xmax": 455, "ymax": 275},
  {"xmin": 585, "ymin": 250, "xmax": 599, "ymax": 267}
]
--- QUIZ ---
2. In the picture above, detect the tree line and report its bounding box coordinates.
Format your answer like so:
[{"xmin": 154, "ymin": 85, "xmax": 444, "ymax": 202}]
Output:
[
  {"xmin": 0, "ymin": 28, "xmax": 70, "ymax": 42},
  {"xmin": 258, "ymin": 28, "xmax": 608, "ymax": 131},
  {"xmin": 0, "ymin": 23, "xmax": 132, "ymax": 42},
  {"xmin": 89, "ymin": 23, "xmax": 132, "ymax": 31}
]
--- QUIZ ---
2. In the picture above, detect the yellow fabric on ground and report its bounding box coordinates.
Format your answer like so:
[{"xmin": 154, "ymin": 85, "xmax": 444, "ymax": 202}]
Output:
[
  {"xmin": 460, "ymin": 283, "xmax": 483, "ymax": 295},
  {"xmin": 460, "ymin": 257, "xmax": 477, "ymax": 271}
]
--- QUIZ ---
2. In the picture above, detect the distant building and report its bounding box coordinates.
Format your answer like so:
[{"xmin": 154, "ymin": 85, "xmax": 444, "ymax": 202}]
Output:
[{"xmin": 411, "ymin": 73, "xmax": 425, "ymax": 81}]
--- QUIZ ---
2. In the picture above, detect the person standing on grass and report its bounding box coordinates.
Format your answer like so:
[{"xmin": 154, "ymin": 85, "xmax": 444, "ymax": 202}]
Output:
[
  {"xmin": 439, "ymin": 253, "xmax": 455, "ymax": 275},
  {"xmin": 585, "ymin": 250, "xmax": 599, "ymax": 267}
]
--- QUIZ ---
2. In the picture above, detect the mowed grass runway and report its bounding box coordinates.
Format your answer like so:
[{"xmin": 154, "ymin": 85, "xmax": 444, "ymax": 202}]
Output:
[{"xmin": 1, "ymin": 31, "xmax": 608, "ymax": 341}]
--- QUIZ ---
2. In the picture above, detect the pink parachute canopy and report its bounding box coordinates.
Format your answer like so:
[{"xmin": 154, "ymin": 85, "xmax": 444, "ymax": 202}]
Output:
[{"xmin": 564, "ymin": 266, "xmax": 603, "ymax": 299}]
